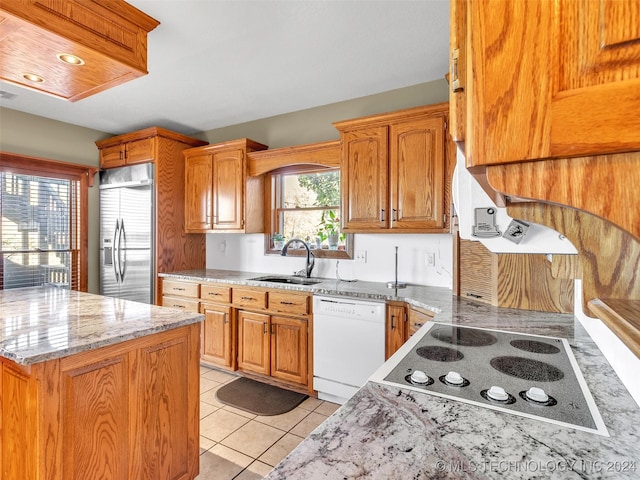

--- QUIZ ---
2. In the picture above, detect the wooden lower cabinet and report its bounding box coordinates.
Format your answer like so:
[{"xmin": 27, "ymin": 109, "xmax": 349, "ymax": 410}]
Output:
[
  {"xmin": 237, "ymin": 310, "xmax": 271, "ymax": 375},
  {"xmin": 270, "ymin": 315, "xmax": 308, "ymax": 386},
  {"xmin": 201, "ymin": 303, "xmax": 233, "ymax": 368},
  {"xmin": 237, "ymin": 310, "xmax": 309, "ymax": 387},
  {"xmin": 386, "ymin": 303, "xmax": 434, "ymax": 359},
  {"xmin": 0, "ymin": 324, "xmax": 200, "ymax": 480}
]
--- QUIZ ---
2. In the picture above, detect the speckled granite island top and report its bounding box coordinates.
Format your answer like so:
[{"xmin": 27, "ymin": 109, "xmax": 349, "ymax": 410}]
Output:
[
  {"xmin": 0, "ymin": 286, "xmax": 204, "ymax": 365},
  {"xmin": 161, "ymin": 269, "xmax": 640, "ymax": 479}
]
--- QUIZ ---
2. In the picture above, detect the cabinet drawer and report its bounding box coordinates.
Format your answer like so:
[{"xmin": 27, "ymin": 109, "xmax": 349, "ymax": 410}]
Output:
[
  {"xmin": 162, "ymin": 280, "xmax": 199, "ymax": 298},
  {"xmin": 162, "ymin": 296, "xmax": 200, "ymax": 313},
  {"xmin": 201, "ymin": 284, "xmax": 232, "ymax": 303},
  {"xmin": 233, "ymin": 288, "xmax": 267, "ymax": 309},
  {"xmin": 268, "ymin": 291, "xmax": 310, "ymax": 316}
]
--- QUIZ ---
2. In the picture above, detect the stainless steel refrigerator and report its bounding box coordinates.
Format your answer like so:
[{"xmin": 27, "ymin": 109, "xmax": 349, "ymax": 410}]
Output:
[{"xmin": 99, "ymin": 163, "xmax": 155, "ymax": 304}]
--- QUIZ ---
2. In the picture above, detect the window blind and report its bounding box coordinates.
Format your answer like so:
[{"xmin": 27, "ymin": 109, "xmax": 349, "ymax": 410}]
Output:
[{"xmin": 0, "ymin": 171, "xmax": 80, "ymax": 290}]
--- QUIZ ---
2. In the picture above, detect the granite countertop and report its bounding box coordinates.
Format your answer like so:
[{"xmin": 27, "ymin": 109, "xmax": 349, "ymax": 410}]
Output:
[
  {"xmin": 161, "ymin": 269, "xmax": 640, "ymax": 479},
  {"xmin": 0, "ymin": 286, "xmax": 204, "ymax": 365}
]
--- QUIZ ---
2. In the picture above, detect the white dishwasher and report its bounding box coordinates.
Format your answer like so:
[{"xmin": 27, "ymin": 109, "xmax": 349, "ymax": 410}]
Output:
[{"xmin": 313, "ymin": 295, "xmax": 386, "ymax": 404}]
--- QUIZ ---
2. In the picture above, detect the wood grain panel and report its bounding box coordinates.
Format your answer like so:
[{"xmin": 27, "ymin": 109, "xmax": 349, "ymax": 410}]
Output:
[
  {"xmin": 237, "ymin": 310, "xmax": 270, "ymax": 375},
  {"xmin": 487, "ymin": 151, "xmax": 640, "ymax": 241},
  {"xmin": 588, "ymin": 299, "xmax": 640, "ymax": 358},
  {"xmin": 248, "ymin": 140, "xmax": 340, "ymax": 176},
  {"xmin": 201, "ymin": 303, "xmax": 233, "ymax": 368},
  {"xmin": 139, "ymin": 337, "xmax": 190, "ymax": 480},
  {"xmin": 390, "ymin": 116, "xmax": 445, "ymax": 229},
  {"xmin": 62, "ymin": 355, "xmax": 129, "ymax": 480},
  {"xmin": 200, "ymin": 284, "xmax": 232, "ymax": 304},
  {"xmin": 506, "ymin": 203, "xmax": 640, "ymax": 308},
  {"xmin": 341, "ymin": 126, "xmax": 389, "ymax": 230},
  {"xmin": 267, "ymin": 291, "xmax": 310, "ymax": 316},
  {"xmin": 457, "ymin": 238, "xmax": 495, "ymax": 304},
  {"xmin": 449, "ymin": 0, "xmax": 466, "ymax": 143},
  {"xmin": 2, "ymin": 362, "xmax": 37, "ymax": 480},
  {"xmin": 270, "ymin": 316, "xmax": 308, "ymax": 385}
]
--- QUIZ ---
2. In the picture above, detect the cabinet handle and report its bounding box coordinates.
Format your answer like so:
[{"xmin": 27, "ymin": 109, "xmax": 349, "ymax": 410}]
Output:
[
  {"xmin": 392, "ymin": 208, "xmax": 398, "ymax": 222},
  {"xmin": 451, "ymin": 48, "xmax": 463, "ymax": 93},
  {"xmin": 223, "ymin": 313, "xmax": 228, "ymax": 324},
  {"xmin": 279, "ymin": 301, "xmax": 294, "ymax": 305},
  {"xmin": 119, "ymin": 150, "xmax": 123, "ymax": 161},
  {"xmin": 390, "ymin": 314, "xmax": 396, "ymax": 330},
  {"xmin": 172, "ymin": 304, "xmax": 185, "ymax": 309},
  {"xmin": 380, "ymin": 209, "xmax": 386, "ymax": 222},
  {"xmin": 263, "ymin": 322, "xmax": 268, "ymax": 334},
  {"xmin": 413, "ymin": 322, "xmax": 424, "ymax": 328},
  {"xmin": 270, "ymin": 324, "xmax": 275, "ymax": 335},
  {"xmin": 207, "ymin": 292, "xmax": 221, "ymax": 296},
  {"xmin": 466, "ymin": 293, "xmax": 482, "ymax": 298},
  {"xmin": 174, "ymin": 287, "xmax": 186, "ymax": 291},
  {"xmin": 241, "ymin": 296, "xmax": 255, "ymax": 301}
]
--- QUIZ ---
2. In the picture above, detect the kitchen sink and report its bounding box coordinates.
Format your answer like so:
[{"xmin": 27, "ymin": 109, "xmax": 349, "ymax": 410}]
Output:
[{"xmin": 248, "ymin": 275, "xmax": 323, "ymax": 286}]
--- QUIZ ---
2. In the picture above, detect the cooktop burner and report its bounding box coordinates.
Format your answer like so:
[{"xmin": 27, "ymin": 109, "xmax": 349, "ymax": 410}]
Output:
[
  {"xmin": 416, "ymin": 345, "xmax": 464, "ymax": 362},
  {"xmin": 490, "ymin": 356, "xmax": 565, "ymax": 382},
  {"xmin": 370, "ymin": 323, "xmax": 608, "ymax": 436},
  {"xmin": 431, "ymin": 326, "xmax": 497, "ymax": 346}
]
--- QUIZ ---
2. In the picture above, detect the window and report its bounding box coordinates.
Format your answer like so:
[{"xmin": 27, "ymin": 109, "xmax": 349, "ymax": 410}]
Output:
[
  {"xmin": 266, "ymin": 167, "xmax": 353, "ymax": 259},
  {"xmin": 0, "ymin": 152, "xmax": 96, "ymax": 291}
]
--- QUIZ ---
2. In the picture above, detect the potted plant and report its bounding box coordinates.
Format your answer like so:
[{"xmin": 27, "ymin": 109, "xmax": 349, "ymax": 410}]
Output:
[
  {"xmin": 317, "ymin": 210, "xmax": 344, "ymax": 250},
  {"xmin": 272, "ymin": 232, "xmax": 285, "ymax": 250}
]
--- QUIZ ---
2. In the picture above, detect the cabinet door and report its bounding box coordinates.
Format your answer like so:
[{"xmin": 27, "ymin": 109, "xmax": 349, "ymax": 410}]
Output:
[
  {"xmin": 100, "ymin": 144, "xmax": 125, "ymax": 168},
  {"xmin": 389, "ymin": 116, "xmax": 445, "ymax": 229},
  {"xmin": 385, "ymin": 304, "xmax": 406, "ymax": 359},
  {"xmin": 341, "ymin": 126, "xmax": 389, "ymax": 231},
  {"xmin": 212, "ymin": 148, "xmax": 244, "ymax": 230},
  {"xmin": 270, "ymin": 316, "xmax": 308, "ymax": 386},
  {"xmin": 184, "ymin": 153, "xmax": 213, "ymax": 232},
  {"xmin": 201, "ymin": 303, "xmax": 233, "ymax": 368},
  {"xmin": 237, "ymin": 310, "xmax": 270, "ymax": 375},
  {"xmin": 464, "ymin": 0, "xmax": 640, "ymax": 167},
  {"xmin": 125, "ymin": 137, "xmax": 155, "ymax": 165}
]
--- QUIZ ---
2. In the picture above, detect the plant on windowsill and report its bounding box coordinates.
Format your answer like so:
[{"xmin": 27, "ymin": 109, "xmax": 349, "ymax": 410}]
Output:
[
  {"xmin": 272, "ymin": 232, "xmax": 285, "ymax": 250},
  {"xmin": 317, "ymin": 210, "xmax": 345, "ymax": 250}
]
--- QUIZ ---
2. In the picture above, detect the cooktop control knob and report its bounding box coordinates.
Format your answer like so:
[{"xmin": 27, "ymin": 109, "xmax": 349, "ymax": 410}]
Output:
[
  {"xmin": 487, "ymin": 385, "xmax": 509, "ymax": 402},
  {"xmin": 525, "ymin": 387, "xmax": 549, "ymax": 403},
  {"xmin": 410, "ymin": 370, "xmax": 430, "ymax": 384},
  {"xmin": 445, "ymin": 371, "xmax": 464, "ymax": 385}
]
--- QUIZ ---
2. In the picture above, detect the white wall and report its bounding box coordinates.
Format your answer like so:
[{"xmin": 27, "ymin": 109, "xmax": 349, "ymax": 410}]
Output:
[{"xmin": 207, "ymin": 233, "xmax": 453, "ymax": 288}]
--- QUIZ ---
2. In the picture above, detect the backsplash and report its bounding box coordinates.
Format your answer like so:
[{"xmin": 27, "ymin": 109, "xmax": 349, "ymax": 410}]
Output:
[{"xmin": 206, "ymin": 233, "xmax": 453, "ymax": 288}]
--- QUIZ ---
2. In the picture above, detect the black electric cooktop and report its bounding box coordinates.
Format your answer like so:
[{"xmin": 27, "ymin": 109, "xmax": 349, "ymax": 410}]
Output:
[{"xmin": 370, "ymin": 323, "xmax": 608, "ymax": 436}]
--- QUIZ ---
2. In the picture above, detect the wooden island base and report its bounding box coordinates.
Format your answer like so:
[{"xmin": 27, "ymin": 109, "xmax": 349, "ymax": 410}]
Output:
[{"xmin": 1, "ymin": 323, "xmax": 200, "ymax": 480}]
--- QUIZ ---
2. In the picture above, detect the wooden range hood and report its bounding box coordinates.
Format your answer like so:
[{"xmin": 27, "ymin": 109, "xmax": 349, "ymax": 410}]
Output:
[{"xmin": 0, "ymin": 0, "xmax": 159, "ymax": 102}]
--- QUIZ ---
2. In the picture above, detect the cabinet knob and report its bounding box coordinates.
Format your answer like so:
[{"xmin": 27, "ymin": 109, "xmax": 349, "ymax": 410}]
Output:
[{"xmin": 380, "ymin": 209, "xmax": 386, "ymax": 222}]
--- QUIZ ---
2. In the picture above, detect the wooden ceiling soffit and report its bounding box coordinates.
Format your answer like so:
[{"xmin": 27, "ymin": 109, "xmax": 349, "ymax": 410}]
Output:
[
  {"xmin": 0, "ymin": 0, "xmax": 159, "ymax": 101},
  {"xmin": 507, "ymin": 202, "xmax": 640, "ymax": 359},
  {"xmin": 247, "ymin": 140, "xmax": 340, "ymax": 177}
]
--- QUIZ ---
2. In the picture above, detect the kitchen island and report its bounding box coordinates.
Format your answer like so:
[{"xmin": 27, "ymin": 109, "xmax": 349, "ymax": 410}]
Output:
[
  {"xmin": 0, "ymin": 286, "xmax": 203, "ymax": 480},
  {"xmin": 160, "ymin": 269, "xmax": 640, "ymax": 480}
]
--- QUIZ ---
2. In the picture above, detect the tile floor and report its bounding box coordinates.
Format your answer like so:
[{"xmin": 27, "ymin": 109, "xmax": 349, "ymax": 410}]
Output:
[{"xmin": 195, "ymin": 365, "xmax": 340, "ymax": 480}]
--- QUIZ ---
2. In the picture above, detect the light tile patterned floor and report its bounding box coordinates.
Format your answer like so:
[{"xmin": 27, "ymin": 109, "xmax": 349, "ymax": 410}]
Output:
[{"xmin": 196, "ymin": 365, "xmax": 339, "ymax": 480}]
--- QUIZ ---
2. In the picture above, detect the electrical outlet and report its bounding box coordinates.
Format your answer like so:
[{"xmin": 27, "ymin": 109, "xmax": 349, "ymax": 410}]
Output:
[
  {"xmin": 355, "ymin": 250, "xmax": 367, "ymax": 263},
  {"xmin": 425, "ymin": 252, "xmax": 436, "ymax": 267}
]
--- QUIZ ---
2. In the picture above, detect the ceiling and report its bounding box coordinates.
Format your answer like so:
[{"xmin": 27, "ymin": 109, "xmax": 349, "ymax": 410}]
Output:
[{"xmin": 0, "ymin": 1, "xmax": 450, "ymax": 136}]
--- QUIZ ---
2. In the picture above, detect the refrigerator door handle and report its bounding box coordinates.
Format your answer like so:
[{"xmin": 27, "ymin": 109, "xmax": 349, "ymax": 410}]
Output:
[
  {"xmin": 119, "ymin": 219, "xmax": 127, "ymax": 282},
  {"xmin": 113, "ymin": 219, "xmax": 121, "ymax": 283}
]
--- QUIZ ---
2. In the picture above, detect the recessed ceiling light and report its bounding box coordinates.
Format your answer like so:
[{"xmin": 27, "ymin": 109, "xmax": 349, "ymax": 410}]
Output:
[
  {"xmin": 22, "ymin": 73, "xmax": 45, "ymax": 83},
  {"xmin": 57, "ymin": 53, "xmax": 85, "ymax": 66}
]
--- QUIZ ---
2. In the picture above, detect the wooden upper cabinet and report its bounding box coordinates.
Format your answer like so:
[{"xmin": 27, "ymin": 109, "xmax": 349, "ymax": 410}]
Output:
[
  {"xmin": 183, "ymin": 139, "xmax": 268, "ymax": 234},
  {"xmin": 454, "ymin": 0, "xmax": 640, "ymax": 166},
  {"xmin": 184, "ymin": 153, "xmax": 213, "ymax": 232},
  {"xmin": 98, "ymin": 137, "xmax": 155, "ymax": 169},
  {"xmin": 340, "ymin": 125, "xmax": 389, "ymax": 230},
  {"xmin": 451, "ymin": 0, "xmax": 640, "ymax": 240},
  {"xmin": 390, "ymin": 116, "xmax": 445, "ymax": 230},
  {"xmin": 0, "ymin": 0, "xmax": 159, "ymax": 102},
  {"xmin": 213, "ymin": 148, "xmax": 245, "ymax": 230},
  {"xmin": 335, "ymin": 103, "xmax": 451, "ymax": 233}
]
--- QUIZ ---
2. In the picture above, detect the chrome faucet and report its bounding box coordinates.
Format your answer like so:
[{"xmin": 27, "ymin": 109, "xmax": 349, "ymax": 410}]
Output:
[{"xmin": 281, "ymin": 238, "xmax": 315, "ymax": 278}]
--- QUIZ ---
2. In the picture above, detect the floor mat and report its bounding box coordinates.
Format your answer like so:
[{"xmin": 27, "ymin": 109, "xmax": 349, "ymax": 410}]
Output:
[{"xmin": 215, "ymin": 377, "xmax": 308, "ymax": 416}]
